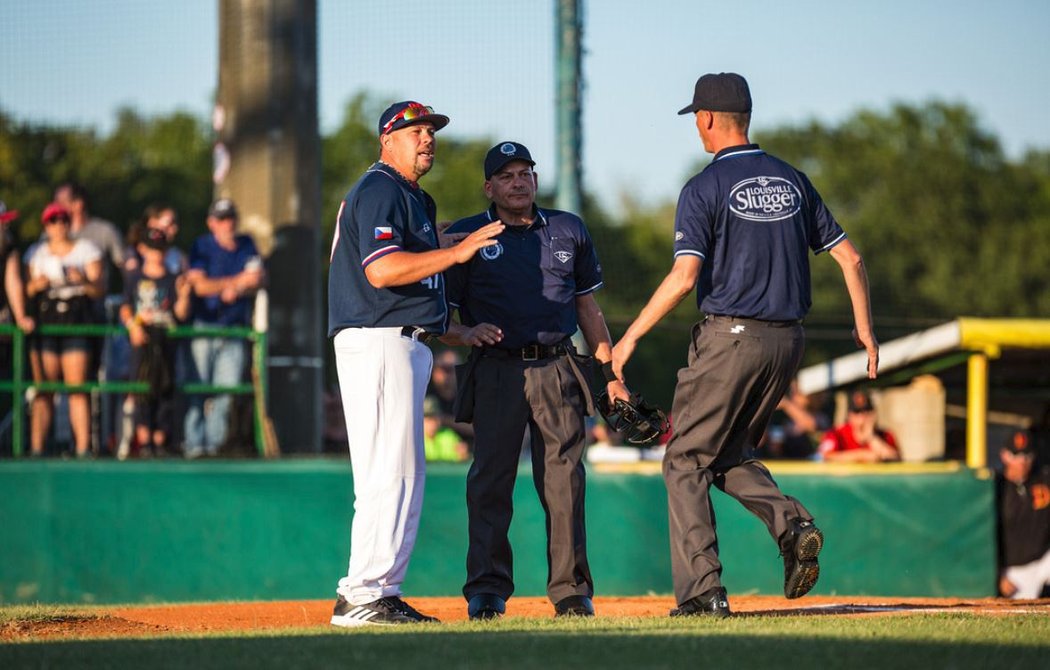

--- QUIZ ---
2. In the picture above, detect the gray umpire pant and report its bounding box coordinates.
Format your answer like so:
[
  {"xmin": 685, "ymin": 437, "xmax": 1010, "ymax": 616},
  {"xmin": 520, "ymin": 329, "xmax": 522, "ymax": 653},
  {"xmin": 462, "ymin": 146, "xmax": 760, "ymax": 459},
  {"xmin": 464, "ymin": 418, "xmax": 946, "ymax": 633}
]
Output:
[
  {"xmin": 463, "ymin": 352, "xmax": 593, "ymax": 604},
  {"xmin": 664, "ymin": 315, "xmax": 814, "ymax": 605}
]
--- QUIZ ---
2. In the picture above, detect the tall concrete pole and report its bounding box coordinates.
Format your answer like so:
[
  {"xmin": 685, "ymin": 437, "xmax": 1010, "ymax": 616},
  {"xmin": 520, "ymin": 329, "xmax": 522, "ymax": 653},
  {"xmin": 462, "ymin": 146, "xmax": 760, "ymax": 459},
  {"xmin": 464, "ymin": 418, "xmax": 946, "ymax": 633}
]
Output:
[
  {"xmin": 555, "ymin": 0, "xmax": 583, "ymax": 213},
  {"xmin": 217, "ymin": 0, "xmax": 322, "ymax": 452}
]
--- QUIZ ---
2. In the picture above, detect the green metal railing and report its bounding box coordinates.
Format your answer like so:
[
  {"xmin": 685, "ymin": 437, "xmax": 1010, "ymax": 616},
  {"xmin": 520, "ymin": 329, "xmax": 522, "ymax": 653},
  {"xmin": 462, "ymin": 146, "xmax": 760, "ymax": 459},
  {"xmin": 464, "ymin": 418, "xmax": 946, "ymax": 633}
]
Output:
[{"xmin": 0, "ymin": 323, "xmax": 268, "ymax": 457}]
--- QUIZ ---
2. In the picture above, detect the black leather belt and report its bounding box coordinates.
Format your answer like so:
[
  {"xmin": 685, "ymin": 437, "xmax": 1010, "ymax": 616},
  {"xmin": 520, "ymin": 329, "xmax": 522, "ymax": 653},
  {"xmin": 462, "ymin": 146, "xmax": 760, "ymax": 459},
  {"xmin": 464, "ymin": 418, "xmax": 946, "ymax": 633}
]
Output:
[
  {"xmin": 483, "ymin": 343, "xmax": 572, "ymax": 361},
  {"xmin": 400, "ymin": 326, "xmax": 434, "ymax": 343},
  {"xmin": 707, "ymin": 315, "xmax": 802, "ymax": 328}
]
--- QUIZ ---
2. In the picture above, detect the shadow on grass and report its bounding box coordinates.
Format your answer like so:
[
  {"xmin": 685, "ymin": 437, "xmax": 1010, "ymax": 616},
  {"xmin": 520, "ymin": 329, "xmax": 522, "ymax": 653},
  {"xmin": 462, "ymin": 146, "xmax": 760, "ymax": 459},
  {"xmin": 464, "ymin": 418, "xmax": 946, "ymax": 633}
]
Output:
[{"xmin": 2, "ymin": 618, "xmax": 1048, "ymax": 670}]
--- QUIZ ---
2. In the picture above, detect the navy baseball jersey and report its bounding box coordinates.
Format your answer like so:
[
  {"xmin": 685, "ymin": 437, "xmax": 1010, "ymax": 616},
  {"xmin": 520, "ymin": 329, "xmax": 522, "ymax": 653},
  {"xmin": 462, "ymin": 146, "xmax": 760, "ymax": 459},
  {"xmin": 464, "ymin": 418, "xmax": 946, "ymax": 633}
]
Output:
[
  {"xmin": 673, "ymin": 144, "xmax": 846, "ymax": 321},
  {"xmin": 327, "ymin": 162, "xmax": 447, "ymax": 337},
  {"xmin": 445, "ymin": 205, "xmax": 603, "ymax": 348}
]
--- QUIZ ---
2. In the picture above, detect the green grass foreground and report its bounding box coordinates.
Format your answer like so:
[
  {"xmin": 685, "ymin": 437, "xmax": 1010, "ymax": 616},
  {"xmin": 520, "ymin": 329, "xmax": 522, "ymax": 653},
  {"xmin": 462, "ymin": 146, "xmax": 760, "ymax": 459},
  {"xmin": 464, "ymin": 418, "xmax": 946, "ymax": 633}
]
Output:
[{"xmin": 2, "ymin": 610, "xmax": 1048, "ymax": 669}]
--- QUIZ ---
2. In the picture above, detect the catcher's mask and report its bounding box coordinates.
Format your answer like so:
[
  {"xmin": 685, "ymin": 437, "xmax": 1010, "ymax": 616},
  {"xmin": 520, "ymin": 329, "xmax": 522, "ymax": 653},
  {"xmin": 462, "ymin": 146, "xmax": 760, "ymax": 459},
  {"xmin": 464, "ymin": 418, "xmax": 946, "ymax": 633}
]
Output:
[{"xmin": 596, "ymin": 391, "xmax": 669, "ymax": 444}]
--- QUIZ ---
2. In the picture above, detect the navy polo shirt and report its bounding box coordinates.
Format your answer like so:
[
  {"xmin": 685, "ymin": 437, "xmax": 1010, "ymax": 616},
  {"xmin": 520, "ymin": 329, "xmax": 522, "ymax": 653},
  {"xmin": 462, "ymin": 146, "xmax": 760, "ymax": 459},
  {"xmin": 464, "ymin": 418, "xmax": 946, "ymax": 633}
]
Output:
[
  {"xmin": 445, "ymin": 205, "xmax": 603, "ymax": 348},
  {"xmin": 188, "ymin": 233, "xmax": 261, "ymax": 326},
  {"xmin": 673, "ymin": 144, "xmax": 846, "ymax": 321},
  {"xmin": 327, "ymin": 162, "xmax": 447, "ymax": 337}
]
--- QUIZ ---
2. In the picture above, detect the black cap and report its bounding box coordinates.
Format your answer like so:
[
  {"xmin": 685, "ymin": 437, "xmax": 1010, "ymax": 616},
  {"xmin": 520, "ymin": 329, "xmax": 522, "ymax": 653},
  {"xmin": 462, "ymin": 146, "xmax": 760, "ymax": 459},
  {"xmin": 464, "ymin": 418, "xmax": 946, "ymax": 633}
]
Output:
[
  {"xmin": 208, "ymin": 198, "xmax": 238, "ymax": 220},
  {"xmin": 847, "ymin": 390, "xmax": 874, "ymax": 413},
  {"xmin": 1004, "ymin": 430, "xmax": 1034, "ymax": 455},
  {"xmin": 378, "ymin": 101, "xmax": 450, "ymax": 136},
  {"xmin": 484, "ymin": 141, "xmax": 535, "ymax": 179},
  {"xmin": 677, "ymin": 72, "xmax": 752, "ymax": 115}
]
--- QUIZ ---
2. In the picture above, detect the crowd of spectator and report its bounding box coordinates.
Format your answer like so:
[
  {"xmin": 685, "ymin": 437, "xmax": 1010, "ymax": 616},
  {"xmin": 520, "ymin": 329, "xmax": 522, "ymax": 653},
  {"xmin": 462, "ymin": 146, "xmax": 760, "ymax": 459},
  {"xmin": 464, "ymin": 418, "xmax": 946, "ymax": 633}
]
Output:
[{"xmin": 0, "ymin": 186, "xmax": 265, "ymax": 459}]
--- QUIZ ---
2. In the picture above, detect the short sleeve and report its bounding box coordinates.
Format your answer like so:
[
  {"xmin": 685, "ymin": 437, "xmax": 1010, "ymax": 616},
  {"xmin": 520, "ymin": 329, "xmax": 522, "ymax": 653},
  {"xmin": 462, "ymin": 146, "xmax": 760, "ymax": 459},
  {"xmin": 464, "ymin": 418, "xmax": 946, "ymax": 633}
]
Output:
[
  {"xmin": 800, "ymin": 173, "xmax": 846, "ymax": 254},
  {"xmin": 356, "ymin": 180, "xmax": 406, "ymax": 269},
  {"xmin": 189, "ymin": 237, "xmax": 207, "ymax": 271},
  {"xmin": 673, "ymin": 178, "xmax": 713, "ymax": 260},
  {"xmin": 573, "ymin": 224, "xmax": 603, "ymax": 295}
]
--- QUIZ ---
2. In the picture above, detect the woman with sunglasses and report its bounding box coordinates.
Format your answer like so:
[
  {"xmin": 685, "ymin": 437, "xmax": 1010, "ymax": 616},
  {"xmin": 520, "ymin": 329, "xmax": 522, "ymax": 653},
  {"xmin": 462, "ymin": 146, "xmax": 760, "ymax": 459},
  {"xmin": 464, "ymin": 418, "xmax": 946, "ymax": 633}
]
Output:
[{"xmin": 25, "ymin": 203, "xmax": 105, "ymax": 457}]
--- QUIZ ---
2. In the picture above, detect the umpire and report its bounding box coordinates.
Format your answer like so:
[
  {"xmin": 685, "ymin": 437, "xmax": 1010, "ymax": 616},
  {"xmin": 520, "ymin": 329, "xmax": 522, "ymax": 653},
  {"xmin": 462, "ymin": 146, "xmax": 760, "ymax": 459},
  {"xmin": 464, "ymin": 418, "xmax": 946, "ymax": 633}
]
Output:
[
  {"xmin": 443, "ymin": 142, "xmax": 630, "ymax": 619},
  {"xmin": 612, "ymin": 73, "xmax": 880, "ymax": 617}
]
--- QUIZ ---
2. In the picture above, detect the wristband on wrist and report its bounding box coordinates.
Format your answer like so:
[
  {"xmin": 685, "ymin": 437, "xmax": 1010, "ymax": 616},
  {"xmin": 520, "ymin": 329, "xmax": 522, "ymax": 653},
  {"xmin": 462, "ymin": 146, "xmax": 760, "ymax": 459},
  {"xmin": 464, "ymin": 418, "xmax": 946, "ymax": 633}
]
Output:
[{"xmin": 600, "ymin": 361, "xmax": 617, "ymax": 383}]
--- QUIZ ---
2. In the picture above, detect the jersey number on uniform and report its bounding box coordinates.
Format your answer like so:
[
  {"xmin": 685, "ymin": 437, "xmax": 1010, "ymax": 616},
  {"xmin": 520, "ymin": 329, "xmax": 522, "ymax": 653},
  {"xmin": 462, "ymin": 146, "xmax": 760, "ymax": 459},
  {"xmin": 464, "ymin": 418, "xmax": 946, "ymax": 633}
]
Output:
[{"xmin": 421, "ymin": 275, "xmax": 440, "ymax": 290}]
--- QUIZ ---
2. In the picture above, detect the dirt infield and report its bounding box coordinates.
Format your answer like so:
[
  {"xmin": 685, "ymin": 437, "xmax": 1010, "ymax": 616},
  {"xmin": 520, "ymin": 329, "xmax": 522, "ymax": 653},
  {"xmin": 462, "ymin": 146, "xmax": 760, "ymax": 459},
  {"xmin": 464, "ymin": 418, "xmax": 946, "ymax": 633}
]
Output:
[{"xmin": 4, "ymin": 596, "xmax": 1048, "ymax": 642}]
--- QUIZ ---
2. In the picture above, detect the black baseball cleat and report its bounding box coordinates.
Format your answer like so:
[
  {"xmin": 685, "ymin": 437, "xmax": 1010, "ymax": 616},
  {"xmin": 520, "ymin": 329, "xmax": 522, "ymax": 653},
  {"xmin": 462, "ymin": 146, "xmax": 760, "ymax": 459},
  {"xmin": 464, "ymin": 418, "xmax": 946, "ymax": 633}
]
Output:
[
  {"xmin": 554, "ymin": 595, "xmax": 595, "ymax": 617},
  {"xmin": 670, "ymin": 586, "xmax": 731, "ymax": 618},
  {"xmin": 782, "ymin": 519, "xmax": 824, "ymax": 599},
  {"xmin": 330, "ymin": 595, "xmax": 419, "ymax": 627},
  {"xmin": 467, "ymin": 593, "xmax": 507, "ymax": 620},
  {"xmin": 389, "ymin": 596, "xmax": 439, "ymax": 623}
]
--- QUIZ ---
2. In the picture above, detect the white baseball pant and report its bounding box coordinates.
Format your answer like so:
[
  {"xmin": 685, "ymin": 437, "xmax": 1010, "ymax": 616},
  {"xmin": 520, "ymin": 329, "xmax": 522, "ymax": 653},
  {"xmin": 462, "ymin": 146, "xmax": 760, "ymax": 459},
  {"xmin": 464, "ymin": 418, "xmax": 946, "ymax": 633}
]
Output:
[
  {"xmin": 1004, "ymin": 548, "xmax": 1050, "ymax": 599},
  {"xmin": 333, "ymin": 326, "xmax": 433, "ymax": 605}
]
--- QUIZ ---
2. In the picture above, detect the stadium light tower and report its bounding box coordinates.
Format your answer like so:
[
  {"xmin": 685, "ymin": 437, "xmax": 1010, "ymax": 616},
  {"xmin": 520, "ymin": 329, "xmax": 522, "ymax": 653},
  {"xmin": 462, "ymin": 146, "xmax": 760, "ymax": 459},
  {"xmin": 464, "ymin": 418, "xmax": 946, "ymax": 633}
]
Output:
[{"xmin": 555, "ymin": 0, "xmax": 583, "ymax": 214}]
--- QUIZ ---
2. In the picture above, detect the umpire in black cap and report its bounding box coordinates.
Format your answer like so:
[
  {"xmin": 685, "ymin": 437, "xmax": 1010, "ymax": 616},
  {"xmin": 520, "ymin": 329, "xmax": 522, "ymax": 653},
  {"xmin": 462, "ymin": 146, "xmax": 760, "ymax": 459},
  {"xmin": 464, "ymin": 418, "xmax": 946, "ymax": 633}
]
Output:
[
  {"xmin": 612, "ymin": 72, "xmax": 880, "ymax": 617},
  {"xmin": 441, "ymin": 141, "xmax": 631, "ymax": 620}
]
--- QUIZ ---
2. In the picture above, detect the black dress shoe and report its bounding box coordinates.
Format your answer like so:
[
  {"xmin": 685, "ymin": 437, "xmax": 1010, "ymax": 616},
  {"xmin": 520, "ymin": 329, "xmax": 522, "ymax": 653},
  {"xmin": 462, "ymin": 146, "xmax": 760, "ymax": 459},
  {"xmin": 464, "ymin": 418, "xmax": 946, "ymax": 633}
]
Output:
[
  {"xmin": 781, "ymin": 519, "xmax": 824, "ymax": 599},
  {"xmin": 467, "ymin": 593, "xmax": 506, "ymax": 620},
  {"xmin": 554, "ymin": 595, "xmax": 595, "ymax": 617},
  {"xmin": 670, "ymin": 586, "xmax": 731, "ymax": 618}
]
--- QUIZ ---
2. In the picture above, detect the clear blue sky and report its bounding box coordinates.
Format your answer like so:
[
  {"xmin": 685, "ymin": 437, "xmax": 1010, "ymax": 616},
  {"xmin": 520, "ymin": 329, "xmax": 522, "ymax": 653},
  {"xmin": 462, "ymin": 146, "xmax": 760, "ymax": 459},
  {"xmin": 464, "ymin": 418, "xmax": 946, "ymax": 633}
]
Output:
[{"xmin": 2, "ymin": 0, "xmax": 1048, "ymax": 209}]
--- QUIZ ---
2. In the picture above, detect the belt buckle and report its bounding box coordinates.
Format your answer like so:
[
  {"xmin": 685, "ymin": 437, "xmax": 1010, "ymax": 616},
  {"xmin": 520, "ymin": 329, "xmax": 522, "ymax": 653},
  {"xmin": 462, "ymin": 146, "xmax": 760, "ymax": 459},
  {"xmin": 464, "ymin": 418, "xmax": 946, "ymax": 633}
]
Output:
[
  {"xmin": 521, "ymin": 344, "xmax": 541, "ymax": 361},
  {"xmin": 403, "ymin": 326, "xmax": 430, "ymax": 343}
]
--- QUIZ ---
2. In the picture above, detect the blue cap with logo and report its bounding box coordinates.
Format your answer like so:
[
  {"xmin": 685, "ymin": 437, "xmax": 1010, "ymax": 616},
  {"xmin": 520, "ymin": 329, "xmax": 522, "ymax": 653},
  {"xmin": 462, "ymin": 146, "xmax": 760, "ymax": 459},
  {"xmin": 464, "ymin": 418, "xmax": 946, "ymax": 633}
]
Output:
[{"xmin": 484, "ymin": 141, "xmax": 536, "ymax": 179}]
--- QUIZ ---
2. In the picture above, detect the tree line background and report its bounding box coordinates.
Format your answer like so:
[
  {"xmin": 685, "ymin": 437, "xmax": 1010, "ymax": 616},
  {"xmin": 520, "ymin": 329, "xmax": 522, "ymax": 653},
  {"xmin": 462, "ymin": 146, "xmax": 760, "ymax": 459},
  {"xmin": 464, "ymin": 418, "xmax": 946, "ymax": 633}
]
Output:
[{"xmin": 2, "ymin": 93, "xmax": 1048, "ymax": 407}]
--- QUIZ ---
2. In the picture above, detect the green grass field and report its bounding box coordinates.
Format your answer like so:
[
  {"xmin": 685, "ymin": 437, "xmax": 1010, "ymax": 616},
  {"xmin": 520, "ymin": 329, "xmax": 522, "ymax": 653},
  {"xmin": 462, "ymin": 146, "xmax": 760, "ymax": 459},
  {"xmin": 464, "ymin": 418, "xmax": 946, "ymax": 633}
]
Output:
[{"xmin": 2, "ymin": 606, "xmax": 1048, "ymax": 670}]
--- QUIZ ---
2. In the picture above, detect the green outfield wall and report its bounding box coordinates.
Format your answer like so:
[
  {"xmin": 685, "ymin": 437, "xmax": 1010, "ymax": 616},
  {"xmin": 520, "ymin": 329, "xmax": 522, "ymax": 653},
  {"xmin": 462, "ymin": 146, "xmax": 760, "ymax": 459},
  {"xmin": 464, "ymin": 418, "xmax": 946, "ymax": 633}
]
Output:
[{"xmin": 0, "ymin": 460, "xmax": 995, "ymax": 604}]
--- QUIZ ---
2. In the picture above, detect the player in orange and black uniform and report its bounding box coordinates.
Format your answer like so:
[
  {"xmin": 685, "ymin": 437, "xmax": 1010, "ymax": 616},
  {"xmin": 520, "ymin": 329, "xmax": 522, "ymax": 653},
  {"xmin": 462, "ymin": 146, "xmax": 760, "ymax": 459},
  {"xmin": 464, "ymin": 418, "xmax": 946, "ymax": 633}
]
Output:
[{"xmin": 996, "ymin": 429, "xmax": 1050, "ymax": 599}]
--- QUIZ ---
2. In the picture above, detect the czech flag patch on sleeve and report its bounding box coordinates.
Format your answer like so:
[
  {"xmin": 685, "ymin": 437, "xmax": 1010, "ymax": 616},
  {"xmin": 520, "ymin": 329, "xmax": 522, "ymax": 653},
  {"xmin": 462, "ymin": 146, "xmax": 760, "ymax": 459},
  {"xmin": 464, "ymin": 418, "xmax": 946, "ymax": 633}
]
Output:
[{"xmin": 374, "ymin": 226, "xmax": 393, "ymax": 240}]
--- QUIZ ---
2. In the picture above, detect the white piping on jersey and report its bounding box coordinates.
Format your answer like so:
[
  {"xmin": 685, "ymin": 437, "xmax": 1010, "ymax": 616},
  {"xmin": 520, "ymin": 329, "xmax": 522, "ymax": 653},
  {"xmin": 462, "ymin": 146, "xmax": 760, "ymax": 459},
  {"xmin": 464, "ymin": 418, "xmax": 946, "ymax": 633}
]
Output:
[
  {"xmin": 817, "ymin": 232, "xmax": 847, "ymax": 254},
  {"xmin": 674, "ymin": 249, "xmax": 706, "ymax": 259},
  {"xmin": 715, "ymin": 148, "xmax": 765, "ymax": 161},
  {"xmin": 362, "ymin": 244, "xmax": 400, "ymax": 266},
  {"xmin": 575, "ymin": 281, "xmax": 603, "ymax": 296}
]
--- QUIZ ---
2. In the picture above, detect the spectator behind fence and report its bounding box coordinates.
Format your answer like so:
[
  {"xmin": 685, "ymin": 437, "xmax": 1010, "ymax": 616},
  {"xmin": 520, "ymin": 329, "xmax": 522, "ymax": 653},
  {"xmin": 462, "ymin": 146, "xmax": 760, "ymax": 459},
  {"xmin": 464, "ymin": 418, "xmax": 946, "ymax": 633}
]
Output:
[
  {"xmin": 427, "ymin": 348, "xmax": 473, "ymax": 444},
  {"xmin": 124, "ymin": 204, "xmax": 188, "ymax": 276},
  {"xmin": 52, "ymin": 182, "xmax": 125, "ymax": 307},
  {"xmin": 997, "ymin": 429, "xmax": 1050, "ymax": 599},
  {"xmin": 120, "ymin": 227, "xmax": 192, "ymax": 457},
  {"xmin": 0, "ymin": 201, "xmax": 35, "ymax": 362},
  {"xmin": 423, "ymin": 395, "xmax": 468, "ymax": 462},
  {"xmin": 25, "ymin": 203, "xmax": 105, "ymax": 457},
  {"xmin": 817, "ymin": 389, "xmax": 899, "ymax": 463},
  {"xmin": 183, "ymin": 198, "xmax": 264, "ymax": 458},
  {"xmin": 757, "ymin": 384, "xmax": 828, "ymax": 460}
]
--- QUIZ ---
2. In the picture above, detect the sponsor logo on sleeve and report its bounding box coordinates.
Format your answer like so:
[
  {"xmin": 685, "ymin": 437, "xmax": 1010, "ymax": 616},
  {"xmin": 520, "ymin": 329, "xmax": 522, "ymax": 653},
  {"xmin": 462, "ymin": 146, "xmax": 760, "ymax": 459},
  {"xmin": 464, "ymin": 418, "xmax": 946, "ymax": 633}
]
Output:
[{"xmin": 729, "ymin": 176, "xmax": 802, "ymax": 221}]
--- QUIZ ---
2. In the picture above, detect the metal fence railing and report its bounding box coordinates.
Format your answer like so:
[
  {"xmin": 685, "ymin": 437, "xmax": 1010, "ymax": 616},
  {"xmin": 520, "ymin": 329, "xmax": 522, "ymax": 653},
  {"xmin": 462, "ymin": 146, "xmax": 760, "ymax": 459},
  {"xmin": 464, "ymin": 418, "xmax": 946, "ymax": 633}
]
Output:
[{"xmin": 0, "ymin": 323, "xmax": 268, "ymax": 458}]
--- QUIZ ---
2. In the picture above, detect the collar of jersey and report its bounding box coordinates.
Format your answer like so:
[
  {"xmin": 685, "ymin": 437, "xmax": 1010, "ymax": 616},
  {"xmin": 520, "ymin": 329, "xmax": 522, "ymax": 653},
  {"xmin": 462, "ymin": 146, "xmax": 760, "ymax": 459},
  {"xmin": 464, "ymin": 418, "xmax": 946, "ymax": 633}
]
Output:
[
  {"xmin": 713, "ymin": 144, "xmax": 764, "ymax": 162},
  {"xmin": 485, "ymin": 204, "xmax": 547, "ymax": 228},
  {"xmin": 370, "ymin": 161, "xmax": 420, "ymax": 190}
]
